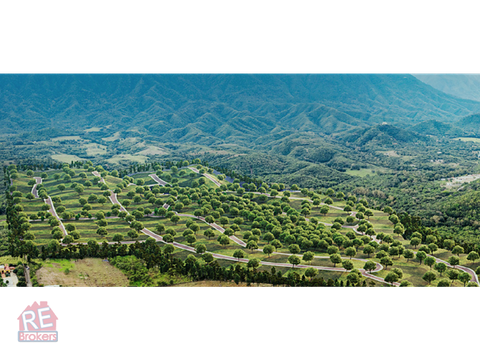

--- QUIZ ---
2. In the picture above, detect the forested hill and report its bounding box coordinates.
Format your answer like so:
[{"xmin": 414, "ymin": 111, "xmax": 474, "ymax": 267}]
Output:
[{"xmin": 2, "ymin": 74, "xmax": 480, "ymax": 143}]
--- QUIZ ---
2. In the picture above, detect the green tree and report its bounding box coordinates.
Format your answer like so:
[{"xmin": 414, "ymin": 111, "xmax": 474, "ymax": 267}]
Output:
[
  {"xmin": 200, "ymin": 253, "xmax": 213, "ymax": 263},
  {"xmin": 380, "ymin": 256, "xmax": 393, "ymax": 270},
  {"xmin": 363, "ymin": 245, "xmax": 375, "ymax": 257},
  {"xmin": 467, "ymin": 251, "xmax": 480, "ymax": 264},
  {"xmin": 204, "ymin": 229, "xmax": 215, "ymax": 239},
  {"xmin": 127, "ymin": 229, "xmax": 139, "ymax": 240},
  {"xmin": 288, "ymin": 255, "xmax": 301, "ymax": 268},
  {"xmin": 190, "ymin": 223, "xmax": 200, "ymax": 234},
  {"xmin": 156, "ymin": 223, "xmax": 166, "ymax": 234},
  {"xmin": 327, "ymin": 245, "xmax": 339, "ymax": 255},
  {"xmin": 416, "ymin": 251, "xmax": 427, "ymax": 264},
  {"xmin": 319, "ymin": 205, "xmax": 329, "ymax": 216},
  {"xmin": 163, "ymin": 244, "xmax": 175, "ymax": 256},
  {"xmin": 434, "ymin": 262, "xmax": 447, "ymax": 276},
  {"xmin": 305, "ymin": 267, "xmax": 318, "ymax": 280},
  {"xmin": 97, "ymin": 227, "xmax": 108, "ymax": 237},
  {"xmin": 385, "ymin": 272, "xmax": 399, "ymax": 285},
  {"xmin": 422, "ymin": 271, "xmax": 436, "ymax": 284},
  {"xmin": 302, "ymin": 251, "xmax": 315, "ymax": 264},
  {"xmin": 233, "ymin": 250, "xmax": 246, "ymax": 261},
  {"xmin": 112, "ymin": 234, "xmax": 124, "ymax": 242},
  {"xmin": 130, "ymin": 221, "xmax": 144, "ymax": 232},
  {"xmin": 170, "ymin": 215, "xmax": 180, "ymax": 225},
  {"xmin": 437, "ymin": 279, "xmax": 450, "ymax": 287},
  {"xmin": 247, "ymin": 258, "xmax": 261, "ymax": 271},
  {"xmin": 330, "ymin": 254, "xmax": 342, "ymax": 267},
  {"xmin": 452, "ymin": 245, "xmax": 464, "ymax": 256},
  {"xmin": 424, "ymin": 256, "xmax": 436, "ymax": 269},
  {"xmin": 246, "ymin": 240, "xmax": 258, "ymax": 251},
  {"xmin": 288, "ymin": 244, "xmax": 301, "ymax": 254},
  {"xmin": 458, "ymin": 272, "xmax": 471, "ymax": 287},
  {"xmin": 342, "ymin": 260, "xmax": 354, "ymax": 271},
  {"xmin": 263, "ymin": 244, "xmax": 274, "ymax": 257},
  {"xmin": 345, "ymin": 247, "xmax": 357, "ymax": 259},
  {"xmin": 263, "ymin": 232, "xmax": 274, "ymax": 243},
  {"xmin": 195, "ymin": 244, "xmax": 207, "ymax": 255},
  {"xmin": 446, "ymin": 269, "xmax": 459, "ymax": 285},
  {"xmin": 448, "ymin": 256, "xmax": 460, "ymax": 268},
  {"xmin": 218, "ymin": 235, "xmax": 230, "ymax": 247},
  {"xmin": 443, "ymin": 240, "xmax": 455, "ymax": 251},
  {"xmin": 404, "ymin": 249, "xmax": 414, "ymax": 262},
  {"xmin": 364, "ymin": 260, "xmax": 376, "ymax": 273}
]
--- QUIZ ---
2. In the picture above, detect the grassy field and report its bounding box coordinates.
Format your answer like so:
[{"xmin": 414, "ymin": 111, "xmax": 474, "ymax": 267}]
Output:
[
  {"xmin": 107, "ymin": 154, "xmax": 147, "ymax": 164},
  {"xmin": 84, "ymin": 143, "xmax": 107, "ymax": 156}
]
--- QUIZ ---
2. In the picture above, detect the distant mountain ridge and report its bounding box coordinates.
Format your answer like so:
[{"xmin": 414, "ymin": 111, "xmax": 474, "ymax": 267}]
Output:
[
  {"xmin": 413, "ymin": 74, "xmax": 480, "ymax": 102},
  {"xmin": 1, "ymin": 74, "xmax": 480, "ymax": 146}
]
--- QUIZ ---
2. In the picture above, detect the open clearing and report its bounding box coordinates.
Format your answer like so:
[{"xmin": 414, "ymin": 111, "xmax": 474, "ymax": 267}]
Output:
[
  {"xmin": 51, "ymin": 136, "xmax": 82, "ymax": 142},
  {"xmin": 51, "ymin": 154, "xmax": 85, "ymax": 162},
  {"xmin": 136, "ymin": 145, "xmax": 168, "ymax": 156},
  {"xmin": 102, "ymin": 132, "xmax": 121, "ymax": 142},
  {"xmin": 441, "ymin": 173, "xmax": 480, "ymax": 188},
  {"xmin": 37, "ymin": 258, "xmax": 129, "ymax": 287},
  {"xmin": 84, "ymin": 142, "xmax": 107, "ymax": 156},
  {"xmin": 378, "ymin": 150, "xmax": 415, "ymax": 161},
  {"xmin": 107, "ymin": 154, "xmax": 147, "ymax": 164},
  {"xmin": 455, "ymin": 137, "xmax": 480, "ymax": 143},
  {"xmin": 84, "ymin": 127, "xmax": 102, "ymax": 133}
]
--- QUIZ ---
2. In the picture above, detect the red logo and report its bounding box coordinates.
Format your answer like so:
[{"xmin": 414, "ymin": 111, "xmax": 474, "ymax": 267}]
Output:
[{"xmin": 18, "ymin": 301, "xmax": 58, "ymax": 342}]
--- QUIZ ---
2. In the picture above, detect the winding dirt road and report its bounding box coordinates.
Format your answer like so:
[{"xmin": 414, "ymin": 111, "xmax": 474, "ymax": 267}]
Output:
[
  {"xmin": 149, "ymin": 174, "xmax": 169, "ymax": 186},
  {"xmin": 31, "ymin": 177, "xmax": 42, "ymax": 198}
]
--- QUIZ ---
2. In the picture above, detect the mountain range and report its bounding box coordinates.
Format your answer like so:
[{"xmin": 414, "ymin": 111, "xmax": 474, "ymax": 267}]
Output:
[{"xmin": 2, "ymin": 74, "xmax": 480, "ymax": 146}]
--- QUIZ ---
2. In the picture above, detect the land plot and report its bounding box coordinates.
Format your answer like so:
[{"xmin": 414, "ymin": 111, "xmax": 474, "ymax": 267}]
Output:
[
  {"xmin": 130, "ymin": 173, "xmax": 157, "ymax": 185},
  {"xmin": 21, "ymin": 199, "xmax": 45, "ymax": 217},
  {"xmin": 104, "ymin": 175, "xmax": 123, "ymax": 189},
  {"xmin": 63, "ymin": 218, "xmax": 149, "ymax": 243},
  {"xmin": 309, "ymin": 208, "xmax": 350, "ymax": 224},
  {"xmin": 37, "ymin": 258, "xmax": 129, "ymax": 287},
  {"xmin": 375, "ymin": 260, "xmax": 463, "ymax": 286},
  {"xmin": 55, "ymin": 190, "xmax": 112, "ymax": 216},
  {"xmin": 29, "ymin": 221, "xmax": 57, "ymax": 245},
  {"xmin": 12, "ymin": 173, "xmax": 34, "ymax": 194}
]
